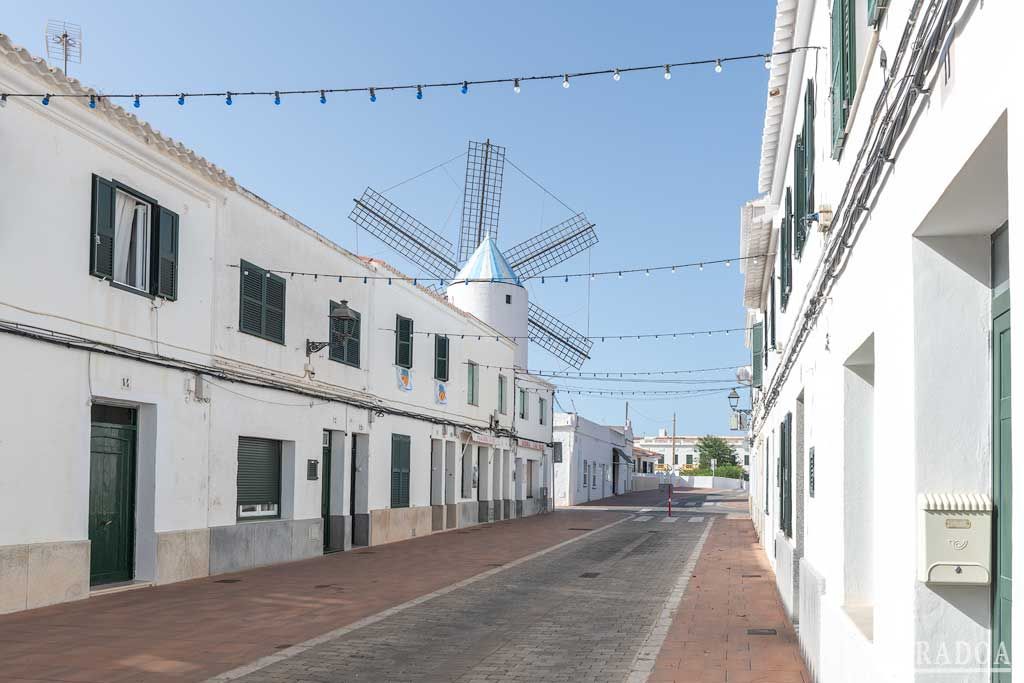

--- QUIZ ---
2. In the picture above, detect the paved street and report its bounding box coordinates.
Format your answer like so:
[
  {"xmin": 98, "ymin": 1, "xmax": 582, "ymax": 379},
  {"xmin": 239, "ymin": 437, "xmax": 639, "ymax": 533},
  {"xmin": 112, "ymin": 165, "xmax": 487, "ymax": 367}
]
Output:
[{"xmin": 0, "ymin": 493, "xmax": 807, "ymax": 683}]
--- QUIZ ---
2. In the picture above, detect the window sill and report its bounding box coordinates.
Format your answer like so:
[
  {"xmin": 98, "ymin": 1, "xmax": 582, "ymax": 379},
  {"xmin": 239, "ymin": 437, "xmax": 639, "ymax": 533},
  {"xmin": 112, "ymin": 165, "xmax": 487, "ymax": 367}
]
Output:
[
  {"xmin": 235, "ymin": 515, "xmax": 282, "ymax": 523},
  {"xmin": 239, "ymin": 328, "xmax": 286, "ymax": 346},
  {"xmin": 106, "ymin": 279, "xmax": 156, "ymax": 300},
  {"xmin": 330, "ymin": 357, "xmax": 360, "ymax": 369}
]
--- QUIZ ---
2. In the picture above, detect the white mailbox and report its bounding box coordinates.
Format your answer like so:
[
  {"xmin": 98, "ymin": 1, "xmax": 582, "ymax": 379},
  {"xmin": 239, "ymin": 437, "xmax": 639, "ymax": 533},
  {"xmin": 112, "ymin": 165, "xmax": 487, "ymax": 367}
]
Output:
[{"xmin": 917, "ymin": 493, "xmax": 992, "ymax": 585}]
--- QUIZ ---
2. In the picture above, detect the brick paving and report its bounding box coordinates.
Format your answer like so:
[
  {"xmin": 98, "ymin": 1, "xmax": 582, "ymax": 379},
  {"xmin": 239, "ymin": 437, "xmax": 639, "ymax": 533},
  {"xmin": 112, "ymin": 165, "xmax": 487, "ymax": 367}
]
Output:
[
  {"xmin": 647, "ymin": 518, "xmax": 811, "ymax": 683},
  {"xmin": 0, "ymin": 510, "xmax": 621, "ymax": 683},
  {"xmin": 229, "ymin": 511, "xmax": 711, "ymax": 683}
]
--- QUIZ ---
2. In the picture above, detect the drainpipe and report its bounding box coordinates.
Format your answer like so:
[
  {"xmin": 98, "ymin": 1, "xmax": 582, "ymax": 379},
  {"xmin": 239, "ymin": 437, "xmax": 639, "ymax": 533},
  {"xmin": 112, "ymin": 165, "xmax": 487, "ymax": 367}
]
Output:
[{"xmin": 843, "ymin": 28, "xmax": 880, "ymax": 141}]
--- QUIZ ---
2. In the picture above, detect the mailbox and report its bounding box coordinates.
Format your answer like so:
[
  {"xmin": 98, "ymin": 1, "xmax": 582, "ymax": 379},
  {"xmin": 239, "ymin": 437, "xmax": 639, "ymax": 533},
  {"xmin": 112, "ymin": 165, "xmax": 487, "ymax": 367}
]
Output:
[{"xmin": 917, "ymin": 493, "xmax": 992, "ymax": 585}]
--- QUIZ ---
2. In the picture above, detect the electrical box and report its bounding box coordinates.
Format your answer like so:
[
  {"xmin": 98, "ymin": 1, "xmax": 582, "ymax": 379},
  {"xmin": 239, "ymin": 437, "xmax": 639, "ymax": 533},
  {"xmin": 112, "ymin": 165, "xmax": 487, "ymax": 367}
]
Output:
[{"xmin": 917, "ymin": 493, "xmax": 992, "ymax": 585}]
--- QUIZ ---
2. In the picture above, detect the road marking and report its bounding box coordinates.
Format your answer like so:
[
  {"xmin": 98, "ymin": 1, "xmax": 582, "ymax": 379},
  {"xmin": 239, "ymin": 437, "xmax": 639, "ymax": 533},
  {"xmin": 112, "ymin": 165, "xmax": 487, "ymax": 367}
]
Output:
[
  {"xmin": 660, "ymin": 517, "xmax": 678, "ymax": 523},
  {"xmin": 689, "ymin": 516, "xmax": 705, "ymax": 523},
  {"xmin": 206, "ymin": 514, "xmax": 633, "ymax": 681},
  {"xmin": 627, "ymin": 517, "xmax": 714, "ymax": 683},
  {"xmin": 633, "ymin": 515, "xmax": 653, "ymax": 522}
]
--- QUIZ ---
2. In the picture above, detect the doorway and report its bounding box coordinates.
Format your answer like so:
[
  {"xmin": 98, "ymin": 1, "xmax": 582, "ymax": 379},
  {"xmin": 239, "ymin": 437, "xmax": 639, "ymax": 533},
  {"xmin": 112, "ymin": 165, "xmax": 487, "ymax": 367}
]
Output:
[
  {"xmin": 992, "ymin": 224, "xmax": 1011, "ymax": 680},
  {"xmin": 89, "ymin": 404, "xmax": 137, "ymax": 586},
  {"xmin": 322, "ymin": 430, "xmax": 332, "ymax": 551}
]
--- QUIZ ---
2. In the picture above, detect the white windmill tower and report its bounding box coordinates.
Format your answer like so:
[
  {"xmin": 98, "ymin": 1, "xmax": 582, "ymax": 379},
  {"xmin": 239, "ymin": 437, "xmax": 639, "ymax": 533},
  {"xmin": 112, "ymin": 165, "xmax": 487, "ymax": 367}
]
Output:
[{"xmin": 349, "ymin": 139, "xmax": 597, "ymax": 369}]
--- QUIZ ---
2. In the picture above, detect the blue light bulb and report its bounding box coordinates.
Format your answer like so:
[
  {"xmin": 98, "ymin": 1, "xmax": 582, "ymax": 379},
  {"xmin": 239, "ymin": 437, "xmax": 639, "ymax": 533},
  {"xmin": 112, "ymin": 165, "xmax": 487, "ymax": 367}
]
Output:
[
  {"xmin": 133, "ymin": 95, "xmax": 140, "ymax": 108},
  {"xmin": 416, "ymin": 86, "xmax": 423, "ymax": 100},
  {"xmin": 41, "ymin": 94, "xmax": 50, "ymax": 106},
  {"xmin": 177, "ymin": 94, "xmax": 185, "ymax": 106},
  {"xmin": 319, "ymin": 90, "xmax": 326, "ymax": 104},
  {"xmin": 461, "ymin": 81, "xmax": 468, "ymax": 94},
  {"xmin": 273, "ymin": 91, "xmax": 281, "ymax": 105},
  {"xmin": 225, "ymin": 93, "xmax": 233, "ymax": 106},
  {"xmin": 369, "ymin": 88, "xmax": 376, "ymax": 103},
  {"xmin": 89, "ymin": 95, "xmax": 96, "ymax": 109}
]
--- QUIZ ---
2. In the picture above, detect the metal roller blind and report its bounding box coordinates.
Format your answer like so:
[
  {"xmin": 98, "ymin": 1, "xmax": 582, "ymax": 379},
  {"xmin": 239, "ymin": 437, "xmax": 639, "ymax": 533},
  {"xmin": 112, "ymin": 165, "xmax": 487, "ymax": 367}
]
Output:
[{"xmin": 237, "ymin": 437, "xmax": 281, "ymax": 506}]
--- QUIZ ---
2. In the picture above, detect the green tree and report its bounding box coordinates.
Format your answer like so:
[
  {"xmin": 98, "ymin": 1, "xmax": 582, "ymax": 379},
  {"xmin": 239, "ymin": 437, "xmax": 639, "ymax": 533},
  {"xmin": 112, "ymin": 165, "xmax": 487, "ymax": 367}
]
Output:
[{"xmin": 696, "ymin": 435, "xmax": 738, "ymax": 468}]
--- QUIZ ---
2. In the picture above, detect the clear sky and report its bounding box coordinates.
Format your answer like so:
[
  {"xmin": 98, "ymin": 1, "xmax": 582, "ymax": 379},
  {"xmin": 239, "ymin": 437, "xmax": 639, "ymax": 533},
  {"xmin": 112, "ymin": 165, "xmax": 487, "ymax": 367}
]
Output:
[{"xmin": 5, "ymin": 0, "xmax": 773, "ymax": 437}]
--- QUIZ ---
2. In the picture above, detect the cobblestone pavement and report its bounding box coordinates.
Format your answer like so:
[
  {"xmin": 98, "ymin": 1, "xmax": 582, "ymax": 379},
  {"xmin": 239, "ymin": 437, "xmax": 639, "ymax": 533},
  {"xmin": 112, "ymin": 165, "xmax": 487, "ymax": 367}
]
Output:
[{"xmin": 228, "ymin": 514, "xmax": 713, "ymax": 683}]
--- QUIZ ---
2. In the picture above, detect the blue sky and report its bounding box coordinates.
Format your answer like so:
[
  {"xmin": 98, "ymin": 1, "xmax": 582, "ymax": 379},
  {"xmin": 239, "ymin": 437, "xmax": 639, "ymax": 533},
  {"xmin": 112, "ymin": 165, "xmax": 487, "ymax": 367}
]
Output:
[{"xmin": 5, "ymin": 1, "xmax": 773, "ymax": 437}]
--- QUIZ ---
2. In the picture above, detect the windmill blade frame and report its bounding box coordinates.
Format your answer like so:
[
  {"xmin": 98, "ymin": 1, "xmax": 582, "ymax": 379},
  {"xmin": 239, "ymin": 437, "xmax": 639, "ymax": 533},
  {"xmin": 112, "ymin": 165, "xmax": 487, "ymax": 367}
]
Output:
[
  {"xmin": 504, "ymin": 213, "xmax": 598, "ymax": 279},
  {"xmin": 457, "ymin": 140, "xmax": 506, "ymax": 263},
  {"xmin": 349, "ymin": 188, "xmax": 459, "ymax": 280},
  {"xmin": 527, "ymin": 301, "xmax": 593, "ymax": 370}
]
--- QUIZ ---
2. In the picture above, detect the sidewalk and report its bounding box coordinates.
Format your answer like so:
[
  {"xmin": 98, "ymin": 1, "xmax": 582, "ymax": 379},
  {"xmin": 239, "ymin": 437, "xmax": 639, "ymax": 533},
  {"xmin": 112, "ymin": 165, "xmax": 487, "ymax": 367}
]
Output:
[
  {"xmin": 648, "ymin": 518, "xmax": 810, "ymax": 683},
  {"xmin": 0, "ymin": 510, "xmax": 622, "ymax": 683}
]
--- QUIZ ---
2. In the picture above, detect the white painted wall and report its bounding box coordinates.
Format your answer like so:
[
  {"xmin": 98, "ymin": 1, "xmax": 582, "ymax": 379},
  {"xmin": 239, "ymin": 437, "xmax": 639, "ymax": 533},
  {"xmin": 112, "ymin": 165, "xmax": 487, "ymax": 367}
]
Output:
[
  {"xmin": 552, "ymin": 413, "xmax": 631, "ymax": 505},
  {"xmin": 742, "ymin": 0, "xmax": 1019, "ymax": 679}
]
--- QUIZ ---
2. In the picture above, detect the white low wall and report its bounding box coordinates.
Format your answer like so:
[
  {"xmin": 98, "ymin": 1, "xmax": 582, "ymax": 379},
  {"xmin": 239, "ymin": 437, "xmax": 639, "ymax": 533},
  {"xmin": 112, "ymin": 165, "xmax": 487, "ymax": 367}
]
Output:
[{"xmin": 633, "ymin": 474, "xmax": 745, "ymax": 490}]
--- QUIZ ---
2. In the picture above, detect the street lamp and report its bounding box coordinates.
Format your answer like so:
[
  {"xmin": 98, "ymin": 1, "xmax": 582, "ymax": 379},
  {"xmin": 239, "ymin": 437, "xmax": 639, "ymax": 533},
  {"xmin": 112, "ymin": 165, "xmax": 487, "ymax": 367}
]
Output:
[
  {"xmin": 306, "ymin": 300, "xmax": 357, "ymax": 357},
  {"xmin": 728, "ymin": 387, "xmax": 753, "ymax": 416}
]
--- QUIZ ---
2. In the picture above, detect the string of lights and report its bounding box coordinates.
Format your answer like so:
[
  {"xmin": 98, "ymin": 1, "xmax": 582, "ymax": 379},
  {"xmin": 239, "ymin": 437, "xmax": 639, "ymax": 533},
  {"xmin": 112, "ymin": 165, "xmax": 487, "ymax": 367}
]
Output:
[
  {"xmin": 465, "ymin": 363, "xmax": 744, "ymax": 376},
  {"xmin": 379, "ymin": 326, "xmax": 748, "ymax": 341},
  {"xmin": 3, "ymin": 47, "xmax": 820, "ymax": 108},
  {"xmin": 518, "ymin": 385, "xmax": 738, "ymax": 397},
  {"xmin": 227, "ymin": 253, "xmax": 767, "ymax": 285}
]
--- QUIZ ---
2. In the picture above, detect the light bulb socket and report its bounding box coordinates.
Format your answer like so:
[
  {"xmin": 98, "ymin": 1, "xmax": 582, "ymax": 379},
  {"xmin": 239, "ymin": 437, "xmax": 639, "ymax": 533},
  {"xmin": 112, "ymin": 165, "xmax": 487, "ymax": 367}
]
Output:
[
  {"xmin": 562, "ymin": 74, "xmax": 570, "ymax": 88},
  {"xmin": 613, "ymin": 68, "xmax": 621, "ymax": 81},
  {"xmin": 513, "ymin": 78, "xmax": 521, "ymax": 93},
  {"xmin": 664, "ymin": 65, "xmax": 671, "ymax": 79}
]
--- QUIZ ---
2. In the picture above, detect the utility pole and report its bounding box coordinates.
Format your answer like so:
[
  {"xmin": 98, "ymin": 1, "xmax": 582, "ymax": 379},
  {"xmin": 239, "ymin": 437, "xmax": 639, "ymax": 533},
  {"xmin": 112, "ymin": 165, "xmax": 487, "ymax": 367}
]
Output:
[
  {"xmin": 671, "ymin": 413, "xmax": 677, "ymax": 468},
  {"xmin": 624, "ymin": 401, "xmax": 629, "ymax": 426}
]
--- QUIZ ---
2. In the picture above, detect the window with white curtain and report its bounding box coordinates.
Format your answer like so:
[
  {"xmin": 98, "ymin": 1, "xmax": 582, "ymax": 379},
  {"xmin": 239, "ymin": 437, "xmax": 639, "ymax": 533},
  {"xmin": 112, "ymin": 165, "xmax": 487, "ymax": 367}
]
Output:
[{"xmin": 113, "ymin": 189, "xmax": 151, "ymax": 290}]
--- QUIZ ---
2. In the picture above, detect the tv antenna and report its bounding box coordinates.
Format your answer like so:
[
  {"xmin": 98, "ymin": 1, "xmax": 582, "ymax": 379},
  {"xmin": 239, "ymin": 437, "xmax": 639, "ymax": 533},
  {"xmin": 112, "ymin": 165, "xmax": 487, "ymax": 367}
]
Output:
[{"xmin": 45, "ymin": 20, "xmax": 82, "ymax": 75}]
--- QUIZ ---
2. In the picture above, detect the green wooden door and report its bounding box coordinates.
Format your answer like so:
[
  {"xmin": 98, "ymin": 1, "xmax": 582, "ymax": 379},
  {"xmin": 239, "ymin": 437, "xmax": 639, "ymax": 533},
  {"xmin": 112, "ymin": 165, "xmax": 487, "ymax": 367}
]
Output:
[
  {"xmin": 993, "ymin": 299, "xmax": 1012, "ymax": 680},
  {"xmin": 88, "ymin": 410, "xmax": 137, "ymax": 586},
  {"xmin": 322, "ymin": 430, "xmax": 332, "ymax": 551}
]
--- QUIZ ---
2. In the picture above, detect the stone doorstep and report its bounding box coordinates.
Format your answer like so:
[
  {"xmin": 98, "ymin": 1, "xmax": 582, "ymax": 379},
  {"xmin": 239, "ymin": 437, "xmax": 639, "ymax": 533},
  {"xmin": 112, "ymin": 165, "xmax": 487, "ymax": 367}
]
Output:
[{"xmin": 89, "ymin": 580, "xmax": 155, "ymax": 597}]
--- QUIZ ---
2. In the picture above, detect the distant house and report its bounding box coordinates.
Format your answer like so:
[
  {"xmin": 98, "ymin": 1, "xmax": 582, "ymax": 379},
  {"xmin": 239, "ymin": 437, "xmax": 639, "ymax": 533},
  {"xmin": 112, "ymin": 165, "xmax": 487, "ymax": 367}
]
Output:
[
  {"xmin": 552, "ymin": 414, "xmax": 633, "ymax": 505},
  {"xmin": 634, "ymin": 430, "xmax": 749, "ymax": 471}
]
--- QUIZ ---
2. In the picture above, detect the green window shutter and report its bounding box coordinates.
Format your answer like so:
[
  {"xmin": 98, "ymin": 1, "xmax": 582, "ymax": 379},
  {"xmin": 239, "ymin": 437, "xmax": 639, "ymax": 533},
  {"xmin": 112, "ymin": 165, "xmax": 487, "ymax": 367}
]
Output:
[
  {"xmin": 434, "ymin": 335, "xmax": 449, "ymax": 380},
  {"xmin": 498, "ymin": 375, "xmax": 507, "ymax": 414},
  {"xmin": 467, "ymin": 363, "xmax": 478, "ymax": 404},
  {"xmin": 239, "ymin": 260, "xmax": 265, "ymax": 336},
  {"xmin": 391, "ymin": 434, "xmax": 410, "ymax": 508},
  {"xmin": 90, "ymin": 175, "xmax": 116, "ymax": 279},
  {"xmin": 264, "ymin": 273, "xmax": 286, "ymax": 343},
  {"xmin": 752, "ymin": 322, "xmax": 764, "ymax": 388},
  {"xmin": 868, "ymin": 0, "xmax": 887, "ymax": 26},
  {"xmin": 154, "ymin": 207, "xmax": 179, "ymax": 299},
  {"xmin": 804, "ymin": 81, "xmax": 816, "ymax": 235},
  {"xmin": 769, "ymin": 276, "xmax": 777, "ymax": 348},
  {"xmin": 396, "ymin": 316, "xmax": 413, "ymax": 368},
  {"xmin": 832, "ymin": 0, "xmax": 857, "ymax": 157},
  {"xmin": 329, "ymin": 304, "xmax": 360, "ymax": 367},
  {"xmin": 781, "ymin": 189, "xmax": 792, "ymax": 310},
  {"xmin": 237, "ymin": 437, "xmax": 281, "ymax": 509},
  {"xmin": 793, "ymin": 134, "xmax": 806, "ymax": 258}
]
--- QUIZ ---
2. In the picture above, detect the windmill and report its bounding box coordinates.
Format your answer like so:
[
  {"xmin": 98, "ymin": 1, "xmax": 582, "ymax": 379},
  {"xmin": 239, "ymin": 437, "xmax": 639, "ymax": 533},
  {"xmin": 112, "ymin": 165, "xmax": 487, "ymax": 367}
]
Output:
[{"xmin": 349, "ymin": 139, "xmax": 597, "ymax": 369}]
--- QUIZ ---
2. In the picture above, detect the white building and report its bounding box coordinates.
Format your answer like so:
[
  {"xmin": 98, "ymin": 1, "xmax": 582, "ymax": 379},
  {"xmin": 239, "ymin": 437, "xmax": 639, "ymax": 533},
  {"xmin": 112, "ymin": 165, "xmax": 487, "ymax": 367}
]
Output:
[
  {"xmin": 634, "ymin": 431, "xmax": 749, "ymax": 471},
  {"xmin": 0, "ymin": 34, "xmax": 553, "ymax": 615},
  {"xmin": 552, "ymin": 413, "xmax": 633, "ymax": 505},
  {"xmin": 740, "ymin": 0, "xmax": 1019, "ymax": 680}
]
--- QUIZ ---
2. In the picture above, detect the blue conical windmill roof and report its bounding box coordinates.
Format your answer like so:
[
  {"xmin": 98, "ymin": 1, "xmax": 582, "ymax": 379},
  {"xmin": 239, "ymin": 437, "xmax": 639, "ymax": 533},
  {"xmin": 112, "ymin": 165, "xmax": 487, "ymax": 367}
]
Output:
[{"xmin": 451, "ymin": 236, "xmax": 522, "ymax": 286}]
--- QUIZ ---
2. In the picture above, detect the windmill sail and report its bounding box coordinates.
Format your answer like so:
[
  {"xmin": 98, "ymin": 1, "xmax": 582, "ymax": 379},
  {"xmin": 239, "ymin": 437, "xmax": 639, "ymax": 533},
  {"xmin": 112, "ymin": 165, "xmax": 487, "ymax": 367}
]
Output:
[
  {"xmin": 349, "ymin": 188, "xmax": 458, "ymax": 280},
  {"xmin": 527, "ymin": 302, "xmax": 593, "ymax": 369},
  {"xmin": 504, "ymin": 213, "xmax": 598, "ymax": 279},
  {"xmin": 457, "ymin": 140, "xmax": 506, "ymax": 263}
]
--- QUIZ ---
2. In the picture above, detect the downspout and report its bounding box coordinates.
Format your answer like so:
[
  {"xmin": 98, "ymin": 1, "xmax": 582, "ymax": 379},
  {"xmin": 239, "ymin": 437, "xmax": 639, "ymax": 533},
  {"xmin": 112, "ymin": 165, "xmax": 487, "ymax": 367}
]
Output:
[{"xmin": 843, "ymin": 28, "xmax": 880, "ymax": 140}]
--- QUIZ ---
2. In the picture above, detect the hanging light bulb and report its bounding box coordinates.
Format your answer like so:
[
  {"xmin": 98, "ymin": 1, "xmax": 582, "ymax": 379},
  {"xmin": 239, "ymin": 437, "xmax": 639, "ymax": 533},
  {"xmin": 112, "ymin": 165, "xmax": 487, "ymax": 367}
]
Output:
[
  {"xmin": 715, "ymin": 59, "xmax": 723, "ymax": 74},
  {"xmin": 363, "ymin": 276, "xmax": 367, "ymax": 284},
  {"xmin": 513, "ymin": 78, "xmax": 521, "ymax": 94},
  {"xmin": 274, "ymin": 91, "xmax": 281, "ymax": 105},
  {"xmin": 613, "ymin": 68, "xmax": 621, "ymax": 81},
  {"xmin": 177, "ymin": 93, "xmax": 186, "ymax": 106},
  {"xmin": 645, "ymin": 269, "xmax": 650, "ymax": 276},
  {"xmin": 225, "ymin": 92, "xmax": 233, "ymax": 106},
  {"xmin": 416, "ymin": 85, "xmax": 423, "ymax": 100},
  {"xmin": 541, "ymin": 276, "xmax": 545, "ymax": 284},
  {"xmin": 369, "ymin": 88, "xmax": 377, "ymax": 103},
  {"xmin": 618, "ymin": 272, "xmax": 622, "ymax": 278},
  {"xmin": 41, "ymin": 94, "xmax": 50, "ymax": 106},
  {"xmin": 671, "ymin": 265, "xmax": 676, "ymax": 273},
  {"xmin": 664, "ymin": 65, "xmax": 672, "ymax": 80},
  {"xmin": 133, "ymin": 94, "xmax": 141, "ymax": 108},
  {"xmin": 0, "ymin": 93, "xmax": 7, "ymax": 108},
  {"xmin": 338, "ymin": 276, "xmax": 343, "ymax": 283},
  {"xmin": 88, "ymin": 94, "xmax": 96, "ymax": 109},
  {"xmin": 764, "ymin": 54, "xmax": 772, "ymax": 70},
  {"xmin": 562, "ymin": 74, "xmax": 570, "ymax": 89},
  {"xmin": 461, "ymin": 81, "xmax": 469, "ymax": 94},
  {"xmin": 725, "ymin": 260, "xmax": 732, "ymax": 267},
  {"xmin": 564, "ymin": 275, "xmax": 569, "ymax": 283},
  {"xmin": 320, "ymin": 90, "xmax": 327, "ymax": 104},
  {"xmin": 699, "ymin": 262, "xmax": 704, "ymax": 271}
]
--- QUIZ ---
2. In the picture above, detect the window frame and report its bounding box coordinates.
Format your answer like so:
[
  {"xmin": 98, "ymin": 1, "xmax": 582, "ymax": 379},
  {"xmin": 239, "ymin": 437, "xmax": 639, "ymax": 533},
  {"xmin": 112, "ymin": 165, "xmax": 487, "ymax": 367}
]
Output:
[
  {"xmin": 236, "ymin": 437, "xmax": 282, "ymax": 521},
  {"xmin": 238, "ymin": 260, "xmax": 287, "ymax": 345},
  {"xmin": 328, "ymin": 301, "xmax": 361, "ymax": 368},
  {"xmin": 538, "ymin": 397, "xmax": 547, "ymax": 425},
  {"xmin": 390, "ymin": 433, "xmax": 411, "ymax": 509},
  {"xmin": 434, "ymin": 335, "xmax": 450, "ymax": 381},
  {"xmin": 498, "ymin": 374, "xmax": 508, "ymax": 414},
  {"xmin": 518, "ymin": 388, "xmax": 528, "ymax": 420},
  {"xmin": 467, "ymin": 361, "xmax": 479, "ymax": 406},
  {"xmin": 395, "ymin": 315, "xmax": 414, "ymax": 368}
]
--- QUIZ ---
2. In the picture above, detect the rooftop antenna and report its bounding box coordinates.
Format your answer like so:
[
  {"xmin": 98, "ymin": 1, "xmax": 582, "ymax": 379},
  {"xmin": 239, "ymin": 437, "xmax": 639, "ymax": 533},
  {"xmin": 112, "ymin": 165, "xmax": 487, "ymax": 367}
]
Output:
[{"xmin": 45, "ymin": 20, "xmax": 82, "ymax": 75}]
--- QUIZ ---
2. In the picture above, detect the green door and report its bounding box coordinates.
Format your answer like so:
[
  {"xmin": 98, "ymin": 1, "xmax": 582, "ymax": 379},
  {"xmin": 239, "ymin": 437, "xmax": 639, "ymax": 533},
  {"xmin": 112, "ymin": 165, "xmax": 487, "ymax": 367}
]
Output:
[
  {"xmin": 993, "ymin": 298, "xmax": 1012, "ymax": 680},
  {"xmin": 88, "ymin": 405, "xmax": 137, "ymax": 586},
  {"xmin": 322, "ymin": 430, "xmax": 332, "ymax": 551}
]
